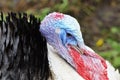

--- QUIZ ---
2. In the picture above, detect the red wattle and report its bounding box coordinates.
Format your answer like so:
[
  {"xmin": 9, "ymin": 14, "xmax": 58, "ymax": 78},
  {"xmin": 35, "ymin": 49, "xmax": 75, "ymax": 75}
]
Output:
[{"xmin": 68, "ymin": 46, "xmax": 108, "ymax": 80}]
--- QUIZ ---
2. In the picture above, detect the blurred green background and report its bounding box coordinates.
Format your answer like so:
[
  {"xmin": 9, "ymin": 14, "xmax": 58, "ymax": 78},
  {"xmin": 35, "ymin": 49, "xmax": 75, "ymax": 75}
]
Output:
[{"xmin": 0, "ymin": 0, "xmax": 120, "ymax": 70}]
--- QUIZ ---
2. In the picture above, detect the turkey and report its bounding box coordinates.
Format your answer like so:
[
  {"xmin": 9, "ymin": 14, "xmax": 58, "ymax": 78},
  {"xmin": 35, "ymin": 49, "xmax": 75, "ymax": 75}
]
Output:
[
  {"xmin": 0, "ymin": 12, "xmax": 50, "ymax": 80},
  {"xmin": 40, "ymin": 12, "xmax": 120, "ymax": 80}
]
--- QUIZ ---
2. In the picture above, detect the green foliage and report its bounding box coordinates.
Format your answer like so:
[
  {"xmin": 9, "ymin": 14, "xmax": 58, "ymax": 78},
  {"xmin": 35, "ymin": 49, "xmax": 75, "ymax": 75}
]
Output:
[
  {"xmin": 54, "ymin": 0, "xmax": 69, "ymax": 12},
  {"xmin": 100, "ymin": 39, "xmax": 120, "ymax": 67},
  {"xmin": 32, "ymin": 0, "xmax": 69, "ymax": 20},
  {"xmin": 39, "ymin": 8, "xmax": 51, "ymax": 20},
  {"xmin": 99, "ymin": 27, "xmax": 120, "ymax": 69},
  {"xmin": 110, "ymin": 26, "xmax": 119, "ymax": 34}
]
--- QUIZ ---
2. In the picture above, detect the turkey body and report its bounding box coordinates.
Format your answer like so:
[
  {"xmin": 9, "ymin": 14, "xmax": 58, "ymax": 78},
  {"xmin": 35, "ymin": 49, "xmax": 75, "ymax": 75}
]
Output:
[{"xmin": 0, "ymin": 12, "xmax": 120, "ymax": 80}]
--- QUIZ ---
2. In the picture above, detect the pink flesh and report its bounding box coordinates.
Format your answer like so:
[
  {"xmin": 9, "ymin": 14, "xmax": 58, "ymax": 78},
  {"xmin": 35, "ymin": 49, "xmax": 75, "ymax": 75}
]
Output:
[
  {"xmin": 53, "ymin": 12, "xmax": 64, "ymax": 20},
  {"xmin": 68, "ymin": 45, "xmax": 108, "ymax": 80}
]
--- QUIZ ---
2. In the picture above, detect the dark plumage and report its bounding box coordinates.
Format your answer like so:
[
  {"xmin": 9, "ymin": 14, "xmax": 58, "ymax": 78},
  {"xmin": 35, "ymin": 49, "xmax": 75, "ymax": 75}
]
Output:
[{"xmin": 0, "ymin": 12, "xmax": 50, "ymax": 80}]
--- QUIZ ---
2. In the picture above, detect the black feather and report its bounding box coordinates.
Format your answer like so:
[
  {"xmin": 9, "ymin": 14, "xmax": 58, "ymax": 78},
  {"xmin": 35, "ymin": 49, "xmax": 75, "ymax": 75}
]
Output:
[{"xmin": 0, "ymin": 12, "xmax": 50, "ymax": 80}]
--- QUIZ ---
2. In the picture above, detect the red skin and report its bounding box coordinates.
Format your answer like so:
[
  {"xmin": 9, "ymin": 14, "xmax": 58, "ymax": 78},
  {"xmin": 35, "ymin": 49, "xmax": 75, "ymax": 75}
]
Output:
[
  {"xmin": 53, "ymin": 12, "xmax": 64, "ymax": 20},
  {"xmin": 68, "ymin": 46, "xmax": 108, "ymax": 80}
]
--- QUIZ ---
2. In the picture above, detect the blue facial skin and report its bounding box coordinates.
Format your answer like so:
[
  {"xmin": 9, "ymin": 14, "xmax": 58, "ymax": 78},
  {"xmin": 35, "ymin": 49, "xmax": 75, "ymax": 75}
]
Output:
[
  {"xmin": 59, "ymin": 29, "xmax": 78, "ymax": 47},
  {"xmin": 40, "ymin": 12, "xmax": 84, "ymax": 49}
]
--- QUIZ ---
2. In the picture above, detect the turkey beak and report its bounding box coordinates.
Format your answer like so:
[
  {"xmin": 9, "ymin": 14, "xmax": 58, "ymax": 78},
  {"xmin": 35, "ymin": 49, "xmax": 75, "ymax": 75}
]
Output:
[{"xmin": 69, "ymin": 45, "xmax": 83, "ymax": 54}]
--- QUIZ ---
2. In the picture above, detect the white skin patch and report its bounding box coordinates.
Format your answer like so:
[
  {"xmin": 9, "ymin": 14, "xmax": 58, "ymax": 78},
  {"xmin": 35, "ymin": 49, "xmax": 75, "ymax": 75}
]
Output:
[{"xmin": 55, "ymin": 28, "xmax": 61, "ymax": 34}]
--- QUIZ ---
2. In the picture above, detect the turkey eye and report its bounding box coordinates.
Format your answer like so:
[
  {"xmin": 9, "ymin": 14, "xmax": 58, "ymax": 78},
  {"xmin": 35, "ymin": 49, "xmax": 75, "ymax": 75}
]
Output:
[{"xmin": 67, "ymin": 33, "xmax": 72, "ymax": 37}]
